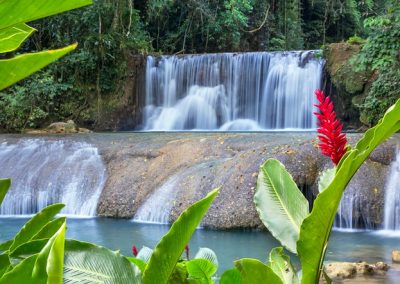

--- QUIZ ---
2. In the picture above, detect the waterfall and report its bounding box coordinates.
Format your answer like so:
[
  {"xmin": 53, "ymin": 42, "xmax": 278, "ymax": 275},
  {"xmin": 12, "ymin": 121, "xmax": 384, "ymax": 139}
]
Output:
[
  {"xmin": 383, "ymin": 150, "xmax": 400, "ymax": 231},
  {"xmin": 0, "ymin": 139, "xmax": 106, "ymax": 217},
  {"xmin": 133, "ymin": 174, "xmax": 180, "ymax": 224},
  {"xmin": 143, "ymin": 51, "xmax": 324, "ymax": 131}
]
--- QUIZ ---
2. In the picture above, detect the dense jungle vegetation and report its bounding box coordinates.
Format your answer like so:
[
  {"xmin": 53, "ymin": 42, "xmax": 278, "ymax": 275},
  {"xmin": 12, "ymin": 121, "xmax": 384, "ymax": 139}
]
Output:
[{"xmin": 0, "ymin": 0, "xmax": 399, "ymax": 131}]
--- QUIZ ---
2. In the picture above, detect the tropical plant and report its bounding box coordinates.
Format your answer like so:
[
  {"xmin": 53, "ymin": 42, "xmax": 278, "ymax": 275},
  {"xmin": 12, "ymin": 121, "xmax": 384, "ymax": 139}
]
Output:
[
  {"xmin": 0, "ymin": 178, "xmax": 220, "ymax": 283},
  {"xmin": 0, "ymin": 0, "xmax": 93, "ymax": 91},
  {"xmin": 250, "ymin": 91, "xmax": 400, "ymax": 284}
]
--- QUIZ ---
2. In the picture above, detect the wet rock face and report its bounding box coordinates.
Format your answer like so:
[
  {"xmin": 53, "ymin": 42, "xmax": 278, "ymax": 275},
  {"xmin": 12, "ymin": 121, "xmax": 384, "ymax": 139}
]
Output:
[{"xmin": 94, "ymin": 133, "xmax": 399, "ymax": 229}]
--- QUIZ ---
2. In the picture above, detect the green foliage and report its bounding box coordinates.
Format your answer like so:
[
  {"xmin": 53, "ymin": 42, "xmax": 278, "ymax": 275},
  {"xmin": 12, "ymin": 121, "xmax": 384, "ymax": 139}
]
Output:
[
  {"xmin": 186, "ymin": 258, "xmax": 216, "ymax": 283},
  {"xmin": 63, "ymin": 240, "xmax": 139, "ymax": 283},
  {"xmin": 234, "ymin": 258, "xmax": 283, "ymax": 284},
  {"xmin": 360, "ymin": 68, "xmax": 400, "ymax": 125},
  {"xmin": 346, "ymin": 35, "xmax": 366, "ymax": 45},
  {"xmin": 251, "ymin": 99, "xmax": 400, "ymax": 284},
  {"xmin": 219, "ymin": 268, "xmax": 243, "ymax": 284},
  {"xmin": 0, "ymin": 179, "xmax": 11, "ymax": 206},
  {"xmin": 0, "ymin": 0, "xmax": 93, "ymax": 92},
  {"xmin": 269, "ymin": 247, "xmax": 299, "ymax": 284},
  {"xmin": 0, "ymin": 71, "xmax": 74, "ymax": 131},
  {"xmin": 352, "ymin": 1, "xmax": 400, "ymax": 125},
  {"xmin": 143, "ymin": 188, "xmax": 219, "ymax": 284},
  {"xmin": 7, "ymin": 204, "xmax": 64, "ymax": 253},
  {"xmin": 356, "ymin": 3, "xmax": 400, "ymax": 71},
  {"xmin": 299, "ymin": 98, "xmax": 400, "ymax": 283},
  {"xmin": 146, "ymin": 0, "xmax": 253, "ymax": 53},
  {"xmin": 254, "ymin": 159, "xmax": 309, "ymax": 253}
]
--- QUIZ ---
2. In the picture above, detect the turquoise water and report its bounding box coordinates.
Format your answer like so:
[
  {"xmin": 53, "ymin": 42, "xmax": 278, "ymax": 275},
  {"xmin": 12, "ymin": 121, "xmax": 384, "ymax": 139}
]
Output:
[{"xmin": 1, "ymin": 217, "xmax": 400, "ymax": 274}]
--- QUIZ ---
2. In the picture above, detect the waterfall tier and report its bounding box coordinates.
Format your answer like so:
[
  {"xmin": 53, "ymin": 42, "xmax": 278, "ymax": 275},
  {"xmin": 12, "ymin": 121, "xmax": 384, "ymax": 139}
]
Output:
[
  {"xmin": 383, "ymin": 150, "xmax": 400, "ymax": 231},
  {"xmin": 143, "ymin": 51, "xmax": 324, "ymax": 131},
  {"xmin": 0, "ymin": 139, "xmax": 106, "ymax": 217}
]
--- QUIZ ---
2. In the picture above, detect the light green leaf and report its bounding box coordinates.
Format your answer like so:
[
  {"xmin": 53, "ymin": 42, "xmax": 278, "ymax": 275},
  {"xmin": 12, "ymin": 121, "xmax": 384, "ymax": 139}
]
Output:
[
  {"xmin": 0, "ymin": 44, "xmax": 77, "ymax": 90},
  {"xmin": 63, "ymin": 240, "xmax": 139, "ymax": 284},
  {"xmin": 0, "ymin": 0, "xmax": 92, "ymax": 30},
  {"xmin": 0, "ymin": 254, "xmax": 38, "ymax": 284},
  {"xmin": 298, "ymin": 99, "xmax": 400, "ymax": 284},
  {"xmin": 0, "ymin": 178, "xmax": 11, "ymax": 206},
  {"xmin": 255, "ymin": 159, "xmax": 309, "ymax": 253},
  {"xmin": 194, "ymin": 248, "xmax": 218, "ymax": 269},
  {"xmin": 219, "ymin": 268, "xmax": 243, "ymax": 284},
  {"xmin": 186, "ymin": 259, "xmax": 217, "ymax": 284},
  {"xmin": 32, "ymin": 217, "xmax": 66, "ymax": 240},
  {"xmin": 235, "ymin": 258, "xmax": 283, "ymax": 284},
  {"xmin": 31, "ymin": 222, "xmax": 66, "ymax": 284},
  {"xmin": 126, "ymin": 257, "xmax": 147, "ymax": 273},
  {"xmin": 318, "ymin": 168, "xmax": 336, "ymax": 193},
  {"xmin": 269, "ymin": 247, "xmax": 299, "ymax": 284},
  {"xmin": 9, "ymin": 239, "xmax": 48, "ymax": 266},
  {"xmin": 8, "ymin": 203, "xmax": 64, "ymax": 253},
  {"xmin": 143, "ymin": 188, "xmax": 220, "ymax": 284},
  {"xmin": 0, "ymin": 24, "xmax": 35, "ymax": 53}
]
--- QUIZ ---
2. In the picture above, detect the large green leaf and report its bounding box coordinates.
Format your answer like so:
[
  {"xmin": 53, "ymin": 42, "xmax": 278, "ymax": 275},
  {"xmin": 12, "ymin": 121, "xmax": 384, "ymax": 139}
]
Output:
[
  {"xmin": 0, "ymin": 24, "xmax": 35, "ymax": 53},
  {"xmin": 32, "ymin": 222, "xmax": 66, "ymax": 284},
  {"xmin": 63, "ymin": 240, "xmax": 139, "ymax": 284},
  {"xmin": 255, "ymin": 159, "xmax": 309, "ymax": 253},
  {"xmin": 219, "ymin": 268, "xmax": 243, "ymax": 284},
  {"xmin": 143, "ymin": 188, "xmax": 220, "ymax": 284},
  {"xmin": 268, "ymin": 247, "xmax": 298, "ymax": 284},
  {"xmin": 0, "ymin": 254, "xmax": 38, "ymax": 284},
  {"xmin": 8, "ymin": 203, "xmax": 64, "ymax": 252},
  {"xmin": 186, "ymin": 259, "xmax": 216, "ymax": 284},
  {"xmin": 298, "ymin": 99, "xmax": 400, "ymax": 284},
  {"xmin": 0, "ymin": 0, "xmax": 92, "ymax": 30},
  {"xmin": 0, "ymin": 179, "xmax": 11, "ymax": 206},
  {"xmin": 234, "ymin": 258, "xmax": 283, "ymax": 284},
  {"xmin": 0, "ymin": 44, "xmax": 77, "ymax": 90}
]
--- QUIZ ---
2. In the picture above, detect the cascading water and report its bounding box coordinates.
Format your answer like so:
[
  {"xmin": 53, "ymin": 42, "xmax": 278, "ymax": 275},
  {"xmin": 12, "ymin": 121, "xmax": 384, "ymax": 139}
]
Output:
[
  {"xmin": 143, "ymin": 51, "xmax": 324, "ymax": 131},
  {"xmin": 133, "ymin": 161, "xmax": 220, "ymax": 224},
  {"xmin": 0, "ymin": 139, "xmax": 106, "ymax": 217},
  {"xmin": 133, "ymin": 174, "xmax": 180, "ymax": 224},
  {"xmin": 383, "ymin": 150, "xmax": 400, "ymax": 231}
]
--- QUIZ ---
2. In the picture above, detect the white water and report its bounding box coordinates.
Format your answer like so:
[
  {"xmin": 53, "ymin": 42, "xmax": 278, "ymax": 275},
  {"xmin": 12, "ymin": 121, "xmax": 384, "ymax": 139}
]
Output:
[
  {"xmin": 383, "ymin": 150, "xmax": 400, "ymax": 231},
  {"xmin": 143, "ymin": 51, "xmax": 324, "ymax": 131},
  {"xmin": 0, "ymin": 139, "xmax": 106, "ymax": 217},
  {"xmin": 133, "ymin": 174, "xmax": 181, "ymax": 224}
]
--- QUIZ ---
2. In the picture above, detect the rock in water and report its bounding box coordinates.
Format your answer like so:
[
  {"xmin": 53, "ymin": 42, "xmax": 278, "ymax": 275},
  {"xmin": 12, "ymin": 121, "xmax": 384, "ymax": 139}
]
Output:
[{"xmin": 392, "ymin": 250, "xmax": 400, "ymax": 263}]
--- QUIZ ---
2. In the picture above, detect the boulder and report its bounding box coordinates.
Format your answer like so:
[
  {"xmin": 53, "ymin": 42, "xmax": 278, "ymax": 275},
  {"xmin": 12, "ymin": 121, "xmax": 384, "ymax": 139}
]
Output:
[
  {"xmin": 47, "ymin": 120, "xmax": 78, "ymax": 133},
  {"xmin": 392, "ymin": 250, "xmax": 400, "ymax": 263},
  {"xmin": 324, "ymin": 261, "xmax": 389, "ymax": 280}
]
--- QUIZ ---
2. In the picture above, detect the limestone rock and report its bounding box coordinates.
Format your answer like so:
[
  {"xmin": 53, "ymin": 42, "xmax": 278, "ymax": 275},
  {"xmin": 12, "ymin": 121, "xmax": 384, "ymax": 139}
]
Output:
[
  {"xmin": 47, "ymin": 120, "xmax": 78, "ymax": 133},
  {"xmin": 325, "ymin": 262, "xmax": 357, "ymax": 278},
  {"xmin": 324, "ymin": 261, "xmax": 389, "ymax": 280},
  {"xmin": 392, "ymin": 250, "xmax": 400, "ymax": 263}
]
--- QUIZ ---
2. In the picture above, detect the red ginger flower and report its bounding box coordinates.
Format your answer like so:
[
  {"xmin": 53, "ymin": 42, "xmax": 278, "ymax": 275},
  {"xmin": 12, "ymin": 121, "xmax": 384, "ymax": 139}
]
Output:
[
  {"xmin": 314, "ymin": 89, "xmax": 347, "ymax": 165},
  {"xmin": 132, "ymin": 245, "xmax": 138, "ymax": 256}
]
